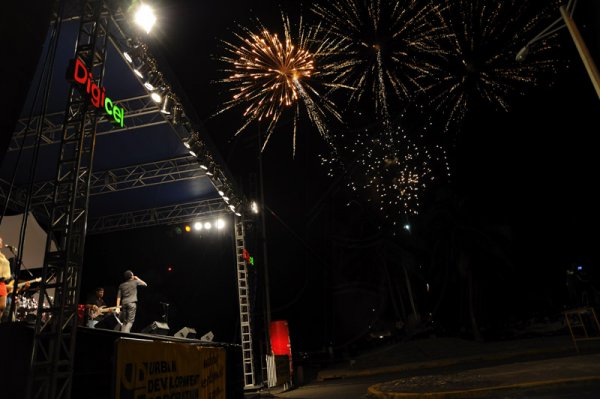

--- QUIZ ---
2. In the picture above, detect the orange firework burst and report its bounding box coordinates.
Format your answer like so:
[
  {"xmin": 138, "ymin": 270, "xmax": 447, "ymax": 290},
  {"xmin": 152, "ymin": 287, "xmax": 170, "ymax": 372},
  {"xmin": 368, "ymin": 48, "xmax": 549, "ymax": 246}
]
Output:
[{"xmin": 218, "ymin": 14, "xmax": 345, "ymax": 153}]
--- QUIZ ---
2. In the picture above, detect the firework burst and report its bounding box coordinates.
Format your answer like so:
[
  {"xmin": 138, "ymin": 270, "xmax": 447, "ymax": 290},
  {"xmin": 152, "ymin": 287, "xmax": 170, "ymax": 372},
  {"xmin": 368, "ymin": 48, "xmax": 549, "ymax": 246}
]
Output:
[
  {"xmin": 427, "ymin": 0, "xmax": 561, "ymax": 131},
  {"xmin": 218, "ymin": 14, "xmax": 347, "ymax": 153},
  {"xmin": 321, "ymin": 117, "xmax": 450, "ymax": 227},
  {"xmin": 311, "ymin": 0, "xmax": 447, "ymax": 123}
]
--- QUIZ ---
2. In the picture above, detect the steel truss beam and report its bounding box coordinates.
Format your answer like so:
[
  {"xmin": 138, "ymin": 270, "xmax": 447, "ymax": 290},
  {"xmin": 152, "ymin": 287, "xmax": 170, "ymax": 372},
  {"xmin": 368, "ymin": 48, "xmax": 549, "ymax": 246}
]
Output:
[
  {"xmin": 87, "ymin": 197, "xmax": 229, "ymax": 234},
  {"xmin": 9, "ymin": 94, "xmax": 166, "ymax": 151},
  {"xmin": 17, "ymin": 156, "xmax": 208, "ymax": 205},
  {"xmin": 28, "ymin": 1, "xmax": 109, "ymax": 398}
]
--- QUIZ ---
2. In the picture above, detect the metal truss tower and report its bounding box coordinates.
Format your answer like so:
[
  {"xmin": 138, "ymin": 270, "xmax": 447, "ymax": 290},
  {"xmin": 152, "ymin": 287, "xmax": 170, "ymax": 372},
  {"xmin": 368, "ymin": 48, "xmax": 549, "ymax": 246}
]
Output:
[
  {"xmin": 234, "ymin": 216, "xmax": 258, "ymax": 388},
  {"xmin": 27, "ymin": 1, "xmax": 109, "ymax": 398}
]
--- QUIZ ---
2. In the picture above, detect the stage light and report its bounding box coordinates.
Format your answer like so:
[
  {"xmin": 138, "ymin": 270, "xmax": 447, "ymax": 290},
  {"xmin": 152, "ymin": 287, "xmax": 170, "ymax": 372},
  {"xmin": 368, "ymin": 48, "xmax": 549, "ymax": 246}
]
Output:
[
  {"xmin": 193, "ymin": 222, "xmax": 203, "ymax": 231},
  {"xmin": 150, "ymin": 92, "xmax": 162, "ymax": 103},
  {"xmin": 218, "ymin": 190, "xmax": 225, "ymax": 196},
  {"xmin": 134, "ymin": 4, "xmax": 156, "ymax": 34},
  {"xmin": 251, "ymin": 201, "xmax": 259, "ymax": 214},
  {"xmin": 132, "ymin": 60, "xmax": 149, "ymax": 79},
  {"xmin": 184, "ymin": 225, "xmax": 191, "ymax": 233},
  {"xmin": 204, "ymin": 222, "xmax": 212, "ymax": 230},
  {"xmin": 216, "ymin": 219, "xmax": 225, "ymax": 229},
  {"xmin": 200, "ymin": 164, "xmax": 208, "ymax": 170},
  {"xmin": 160, "ymin": 96, "xmax": 171, "ymax": 115},
  {"xmin": 172, "ymin": 106, "xmax": 182, "ymax": 125},
  {"xmin": 235, "ymin": 212, "xmax": 242, "ymax": 217},
  {"xmin": 144, "ymin": 71, "xmax": 160, "ymax": 90},
  {"xmin": 167, "ymin": 266, "xmax": 174, "ymax": 272},
  {"xmin": 403, "ymin": 224, "xmax": 411, "ymax": 232},
  {"xmin": 222, "ymin": 196, "xmax": 229, "ymax": 202},
  {"xmin": 123, "ymin": 51, "xmax": 133, "ymax": 63},
  {"xmin": 228, "ymin": 204, "xmax": 235, "ymax": 211}
]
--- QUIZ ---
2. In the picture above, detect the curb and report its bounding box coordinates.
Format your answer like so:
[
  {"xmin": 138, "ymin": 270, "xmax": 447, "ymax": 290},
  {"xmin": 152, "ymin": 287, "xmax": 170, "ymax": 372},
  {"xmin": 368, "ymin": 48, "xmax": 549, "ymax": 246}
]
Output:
[
  {"xmin": 367, "ymin": 376, "xmax": 600, "ymax": 399},
  {"xmin": 317, "ymin": 346, "xmax": 574, "ymax": 381}
]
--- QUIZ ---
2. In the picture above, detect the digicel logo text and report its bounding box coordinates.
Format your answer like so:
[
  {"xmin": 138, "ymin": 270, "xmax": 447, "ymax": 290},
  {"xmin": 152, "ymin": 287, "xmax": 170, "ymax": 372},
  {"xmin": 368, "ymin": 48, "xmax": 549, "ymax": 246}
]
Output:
[{"xmin": 71, "ymin": 58, "xmax": 125, "ymax": 127}]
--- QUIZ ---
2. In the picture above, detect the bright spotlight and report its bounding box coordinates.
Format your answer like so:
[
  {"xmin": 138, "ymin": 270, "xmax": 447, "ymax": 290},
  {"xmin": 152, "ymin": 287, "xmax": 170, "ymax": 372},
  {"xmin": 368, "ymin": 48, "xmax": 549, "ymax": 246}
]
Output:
[
  {"xmin": 216, "ymin": 219, "xmax": 225, "ymax": 229},
  {"xmin": 204, "ymin": 222, "xmax": 212, "ymax": 230},
  {"xmin": 250, "ymin": 201, "xmax": 259, "ymax": 214},
  {"xmin": 184, "ymin": 225, "xmax": 191, "ymax": 233},
  {"xmin": 134, "ymin": 4, "xmax": 156, "ymax": 34},
  {"xmin": 133, "ymin": 68, "xmax": 144, "ymax": 79},
  {"xmin": 123, "ymin": 51, "xmax": 133, "ymax": 63},
  {"xmin": 150, "ymin": 92, "xmax": 162, "ymax": 103},
  {"xmin": 403, "ymin": 224, "xmax": 411, "ymax": 232},
  {"xmin": 193, "ymin": 222, "xmax": 203, "ymax": 231}
]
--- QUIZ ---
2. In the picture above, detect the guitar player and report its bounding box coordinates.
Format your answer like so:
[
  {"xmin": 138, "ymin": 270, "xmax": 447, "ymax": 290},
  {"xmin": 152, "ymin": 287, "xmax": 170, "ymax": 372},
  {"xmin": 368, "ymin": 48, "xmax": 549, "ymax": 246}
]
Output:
[
  {"xmin": 85, "ymin": 287, "xmax": 108, "ymax": 328},
  {"xmin": 0, "ymin": 236, "xmax": 32, "ymax": 322}
]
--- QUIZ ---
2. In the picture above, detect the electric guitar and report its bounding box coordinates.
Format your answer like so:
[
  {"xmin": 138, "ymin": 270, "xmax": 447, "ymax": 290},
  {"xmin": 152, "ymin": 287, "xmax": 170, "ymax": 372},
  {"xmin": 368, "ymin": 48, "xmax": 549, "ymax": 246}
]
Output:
[
  {"xmin": 6, "ymin": 277, "xmax": 42, "ymax": 292},
  {"xmin": 89, "ymin": 305, "xmax": 120, "ymax": 320}
]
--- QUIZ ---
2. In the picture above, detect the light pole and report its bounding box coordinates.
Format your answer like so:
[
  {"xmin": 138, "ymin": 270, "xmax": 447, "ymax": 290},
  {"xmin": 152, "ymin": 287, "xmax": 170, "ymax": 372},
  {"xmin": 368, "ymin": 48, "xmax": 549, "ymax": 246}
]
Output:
[{"xmin": 517, "ymin": 0, "xmax": 600, "ymax": 100}]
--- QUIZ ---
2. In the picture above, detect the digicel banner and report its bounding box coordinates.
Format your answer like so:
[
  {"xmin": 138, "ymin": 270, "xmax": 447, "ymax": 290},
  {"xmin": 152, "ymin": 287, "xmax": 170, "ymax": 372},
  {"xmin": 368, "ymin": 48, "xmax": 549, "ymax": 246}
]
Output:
[{"xmin": 68, "ymin": 58, "xmax": 125, "ymax": 127}]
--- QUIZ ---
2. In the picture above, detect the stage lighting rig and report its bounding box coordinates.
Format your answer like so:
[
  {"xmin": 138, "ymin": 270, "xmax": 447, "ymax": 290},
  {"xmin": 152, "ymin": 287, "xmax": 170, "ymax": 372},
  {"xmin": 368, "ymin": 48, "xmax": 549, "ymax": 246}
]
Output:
[{"xmin": 133, "ymin": 3, "xmax": 156, "ymax": 34}]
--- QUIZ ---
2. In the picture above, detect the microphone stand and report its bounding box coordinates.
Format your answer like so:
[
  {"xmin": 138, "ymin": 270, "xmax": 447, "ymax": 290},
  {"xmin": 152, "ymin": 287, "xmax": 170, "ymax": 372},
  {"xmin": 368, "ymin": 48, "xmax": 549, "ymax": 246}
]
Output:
[
  {"xmin": 7, "ymin": 246, "xmax": 34, "ymax": 278},
  {"xmin": 160, "ymin": 302, "xmax": 170, "ymax": 325}
]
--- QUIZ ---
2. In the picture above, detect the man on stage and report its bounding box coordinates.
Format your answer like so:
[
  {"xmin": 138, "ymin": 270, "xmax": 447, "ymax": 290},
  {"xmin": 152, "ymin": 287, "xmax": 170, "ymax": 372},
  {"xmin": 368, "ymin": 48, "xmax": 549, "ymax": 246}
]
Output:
[
  {"xmin": 85, "ymin": 287, "xmax": 108, "ymax": 328},
  {"xmin": 116, "ymin": 270, "xmax": 147, "ymax": 333}
]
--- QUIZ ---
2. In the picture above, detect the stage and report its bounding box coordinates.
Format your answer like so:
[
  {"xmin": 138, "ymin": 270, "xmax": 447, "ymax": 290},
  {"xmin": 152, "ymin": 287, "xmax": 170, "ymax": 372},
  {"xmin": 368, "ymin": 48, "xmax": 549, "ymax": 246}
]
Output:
[{"xmin": 0, "ymin": 323, "xmax": 243, "ymax": 399}]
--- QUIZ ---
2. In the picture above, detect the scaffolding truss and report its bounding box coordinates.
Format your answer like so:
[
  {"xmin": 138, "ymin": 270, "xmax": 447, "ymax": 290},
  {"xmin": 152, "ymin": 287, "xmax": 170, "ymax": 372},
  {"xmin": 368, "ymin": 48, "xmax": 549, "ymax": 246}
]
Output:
[{"xmin": 28, "ymin": 1, "xmax": 109, "ymax": 398}]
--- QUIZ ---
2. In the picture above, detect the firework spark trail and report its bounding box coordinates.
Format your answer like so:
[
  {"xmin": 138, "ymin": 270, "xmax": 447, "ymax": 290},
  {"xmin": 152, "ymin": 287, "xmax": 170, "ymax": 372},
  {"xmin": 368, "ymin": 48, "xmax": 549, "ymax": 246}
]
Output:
[
  {"xmin": 218, "ymin": 14, "xmax": 348, "ymax": 154},
  {"xmin": 321, "ymin": 120, "xmax": 451, "ymax": 222},
  {"xmin": 311, "ymin": 0, "xmax": 448, "ymax": 120},
  {"xmin": 428, "ymin": 0, "xmax": 561, "ymax": 131}
]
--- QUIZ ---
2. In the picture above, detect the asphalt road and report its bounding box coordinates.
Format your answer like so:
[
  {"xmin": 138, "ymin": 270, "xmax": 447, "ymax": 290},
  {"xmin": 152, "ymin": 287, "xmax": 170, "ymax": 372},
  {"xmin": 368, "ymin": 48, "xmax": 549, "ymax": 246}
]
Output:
[{"xmin": 270, "ymin": 376, "xmax": 600, "ymax": 399}]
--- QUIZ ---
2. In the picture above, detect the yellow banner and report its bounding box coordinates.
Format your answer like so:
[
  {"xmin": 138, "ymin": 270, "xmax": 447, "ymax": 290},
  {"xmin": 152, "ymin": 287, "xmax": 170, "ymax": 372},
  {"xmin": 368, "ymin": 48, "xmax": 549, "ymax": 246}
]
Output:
[{"xmin": 115, "ymin": 339, "xmax": 226, "ymax": 399}]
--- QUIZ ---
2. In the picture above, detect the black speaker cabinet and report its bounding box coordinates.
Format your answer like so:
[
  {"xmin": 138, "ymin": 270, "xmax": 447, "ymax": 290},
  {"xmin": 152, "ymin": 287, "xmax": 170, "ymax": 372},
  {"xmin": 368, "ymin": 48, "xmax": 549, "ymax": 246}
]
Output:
[{"xmin": 141, "ymin": 321, "xmax": 170, "ymax": 335}]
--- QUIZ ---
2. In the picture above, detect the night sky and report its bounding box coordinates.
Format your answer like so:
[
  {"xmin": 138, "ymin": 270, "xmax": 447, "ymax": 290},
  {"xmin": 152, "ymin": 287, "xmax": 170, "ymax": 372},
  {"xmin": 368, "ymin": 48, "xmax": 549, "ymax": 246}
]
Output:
[{"xmin": 81, "ymin": 0, "xmax": 600, "ymax": 351}]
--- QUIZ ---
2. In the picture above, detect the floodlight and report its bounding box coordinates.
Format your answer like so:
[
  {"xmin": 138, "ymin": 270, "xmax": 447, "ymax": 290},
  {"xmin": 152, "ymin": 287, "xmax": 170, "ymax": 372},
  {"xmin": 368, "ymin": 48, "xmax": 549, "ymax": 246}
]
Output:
[
  {"xmin": 216, "ymin": 219, "xmax": 225, "ymax": 229},
  {"xmin": 150, "ymin": 92, "xmax": 162, "ymax": 103},
  {"xmin": 160, "ymin": 96, "xmax": 171, "ymax": 115},
  {"xmin": 204, "ymin": 222, "xmax": 212, "ymax": 230},
  {"xmin": 134, "ymin": 4, "xmax": 156, "ymax": 34},
  {"xmin": 144, "ymin": 71, "xmax": 161, "ymax": 90},
  {"xmin": 193, "ymin": 222, "xmax": 202, "ymax": 231}
]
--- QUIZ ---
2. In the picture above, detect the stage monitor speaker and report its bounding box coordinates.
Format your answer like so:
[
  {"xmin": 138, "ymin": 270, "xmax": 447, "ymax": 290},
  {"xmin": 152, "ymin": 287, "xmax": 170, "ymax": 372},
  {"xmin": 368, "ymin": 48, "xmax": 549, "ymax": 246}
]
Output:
[
  {"xmin": 200, "ymin": 331, "xmax": 214, "ymax": 342},
  {"xmin": 141, "ymin": 321, "xmax": 170, "ymax": 335},
  {"xmin": 174, "ymin": 327, "xmax": 197, "ymax": 339}
]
